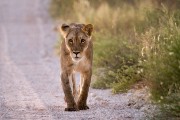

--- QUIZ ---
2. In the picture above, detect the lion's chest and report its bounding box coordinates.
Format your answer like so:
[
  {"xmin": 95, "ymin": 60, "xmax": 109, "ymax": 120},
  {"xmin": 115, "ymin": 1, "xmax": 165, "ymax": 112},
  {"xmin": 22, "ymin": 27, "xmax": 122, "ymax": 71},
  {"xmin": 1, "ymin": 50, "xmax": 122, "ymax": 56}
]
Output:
[{"xmin": 73, "ymin": 57, "xmax": 90, "ymax": 72}]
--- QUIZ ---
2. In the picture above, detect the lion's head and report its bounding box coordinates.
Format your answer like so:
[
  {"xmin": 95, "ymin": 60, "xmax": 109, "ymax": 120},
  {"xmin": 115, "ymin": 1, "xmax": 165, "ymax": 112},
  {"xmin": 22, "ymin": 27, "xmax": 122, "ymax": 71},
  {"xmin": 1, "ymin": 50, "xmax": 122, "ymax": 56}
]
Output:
[{"xmin": 59, "ymin": 23, "xmax": 93, "ymax": 62}]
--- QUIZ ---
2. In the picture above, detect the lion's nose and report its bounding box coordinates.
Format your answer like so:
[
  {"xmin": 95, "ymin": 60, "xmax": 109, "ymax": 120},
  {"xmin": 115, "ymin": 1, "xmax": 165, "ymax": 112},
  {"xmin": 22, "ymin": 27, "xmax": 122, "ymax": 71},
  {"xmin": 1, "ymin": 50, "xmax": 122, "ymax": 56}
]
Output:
[{"xmin": 73, "ymin": 51, "xmax": 80, "ymax": 55}]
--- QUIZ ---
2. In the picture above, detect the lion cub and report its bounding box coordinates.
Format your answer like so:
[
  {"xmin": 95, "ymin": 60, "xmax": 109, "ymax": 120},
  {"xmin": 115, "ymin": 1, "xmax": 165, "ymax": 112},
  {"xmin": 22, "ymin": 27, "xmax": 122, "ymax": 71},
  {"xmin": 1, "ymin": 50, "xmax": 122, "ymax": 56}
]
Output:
[{"xmin": 57, "ymin": 23, "xmax": 93, "ymax": 111}]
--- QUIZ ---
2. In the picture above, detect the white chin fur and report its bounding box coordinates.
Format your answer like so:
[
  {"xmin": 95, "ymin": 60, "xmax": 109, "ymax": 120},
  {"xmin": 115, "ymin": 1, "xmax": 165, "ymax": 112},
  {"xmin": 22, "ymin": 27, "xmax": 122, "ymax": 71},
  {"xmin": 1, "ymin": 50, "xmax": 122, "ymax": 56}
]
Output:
[
  {"xmin": 71, "ymin": 53, "xmax": 82, "ymax": 62},
  {"xmin": 72, "ymin": 57, "xmax": 81, "ymax": 62}
]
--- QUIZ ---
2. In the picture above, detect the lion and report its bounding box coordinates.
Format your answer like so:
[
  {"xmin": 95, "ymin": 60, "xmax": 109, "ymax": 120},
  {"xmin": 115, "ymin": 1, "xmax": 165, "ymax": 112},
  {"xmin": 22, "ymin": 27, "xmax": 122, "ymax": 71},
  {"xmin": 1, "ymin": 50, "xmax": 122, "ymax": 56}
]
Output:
[{"xmin": 56, "ymin": 23, "xmax": 93, "ymax": 111}]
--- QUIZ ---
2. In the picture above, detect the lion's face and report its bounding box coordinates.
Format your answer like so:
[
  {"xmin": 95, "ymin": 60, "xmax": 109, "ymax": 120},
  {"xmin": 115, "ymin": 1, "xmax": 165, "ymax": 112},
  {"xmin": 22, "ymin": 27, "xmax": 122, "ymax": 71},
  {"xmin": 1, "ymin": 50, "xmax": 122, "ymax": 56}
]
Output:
[
  {"xmin": 59, "ymin": 23, "xmax": 93, "ymax": 62},
  {"xmin": 65, "ymin": 30, "xmax": 89, "ymax": 61}
]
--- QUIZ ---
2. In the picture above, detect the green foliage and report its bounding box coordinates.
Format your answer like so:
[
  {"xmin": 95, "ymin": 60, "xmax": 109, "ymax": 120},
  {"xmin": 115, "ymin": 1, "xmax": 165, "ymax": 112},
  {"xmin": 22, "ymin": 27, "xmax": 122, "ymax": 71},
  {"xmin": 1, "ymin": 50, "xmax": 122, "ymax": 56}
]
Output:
[
  {"xmin": 92, "ymin": 33, "xmax": 143, "ymax": 93},
  {"xmin": 139, "ymin": 7, "xmax": 180, "ymax": 117}
]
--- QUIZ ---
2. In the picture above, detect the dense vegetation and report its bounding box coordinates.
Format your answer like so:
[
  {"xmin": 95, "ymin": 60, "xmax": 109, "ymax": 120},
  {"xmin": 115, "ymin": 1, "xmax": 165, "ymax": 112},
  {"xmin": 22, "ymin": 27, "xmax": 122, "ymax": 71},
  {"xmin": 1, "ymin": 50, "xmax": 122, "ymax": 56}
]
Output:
[{"xmin": 50, "ymin": 0, "xmax": 180, "ymax": 117}]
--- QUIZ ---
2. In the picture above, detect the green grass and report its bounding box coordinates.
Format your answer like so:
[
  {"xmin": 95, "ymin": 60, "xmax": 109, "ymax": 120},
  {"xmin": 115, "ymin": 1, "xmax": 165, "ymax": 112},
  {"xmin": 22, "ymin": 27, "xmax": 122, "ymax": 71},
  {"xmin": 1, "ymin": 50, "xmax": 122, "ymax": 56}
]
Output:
[
  {"xmin": 92, "ymin": 33, "xmax": 143, "ymax": 93},
  {"xmin": 138, "ymin": 7, "xmax": 180, "ymax": 117}
]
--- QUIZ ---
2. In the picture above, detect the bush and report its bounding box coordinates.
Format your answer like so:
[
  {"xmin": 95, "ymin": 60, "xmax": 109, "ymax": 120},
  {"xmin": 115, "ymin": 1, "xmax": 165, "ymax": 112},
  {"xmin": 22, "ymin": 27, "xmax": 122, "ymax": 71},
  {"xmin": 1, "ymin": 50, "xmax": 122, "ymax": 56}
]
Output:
[
  {"xmin": 92, "ymin": 34, "xmax": 143, "ymax": 93},
  {"xmin": 138, "ymin": 7, "xmax": 180, "ymax": 117}
]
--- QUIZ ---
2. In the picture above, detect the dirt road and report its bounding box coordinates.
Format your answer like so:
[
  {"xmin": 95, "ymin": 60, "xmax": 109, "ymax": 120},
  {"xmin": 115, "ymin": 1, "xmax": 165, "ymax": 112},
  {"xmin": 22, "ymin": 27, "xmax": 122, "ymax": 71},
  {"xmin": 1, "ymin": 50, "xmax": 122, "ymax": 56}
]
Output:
[{"xmin": 0, "ymin": 0, "xmax": 155, "ymax": 119}]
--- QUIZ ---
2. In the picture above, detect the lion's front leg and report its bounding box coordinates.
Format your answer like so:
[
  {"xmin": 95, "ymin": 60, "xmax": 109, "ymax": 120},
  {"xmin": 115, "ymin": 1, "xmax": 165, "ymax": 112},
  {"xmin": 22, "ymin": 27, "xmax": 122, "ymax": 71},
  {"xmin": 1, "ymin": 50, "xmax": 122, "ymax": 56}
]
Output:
[
  {"xmin": 61, "ymin": 71, "xmax": 78, "ymax": 111},
  {"xmin": 72, "ymin": 73, "xmax": 78, "ymax": 102},
  {"xmin": 77, "ymin": 70, "xmax": 92, "ymax": 110}
]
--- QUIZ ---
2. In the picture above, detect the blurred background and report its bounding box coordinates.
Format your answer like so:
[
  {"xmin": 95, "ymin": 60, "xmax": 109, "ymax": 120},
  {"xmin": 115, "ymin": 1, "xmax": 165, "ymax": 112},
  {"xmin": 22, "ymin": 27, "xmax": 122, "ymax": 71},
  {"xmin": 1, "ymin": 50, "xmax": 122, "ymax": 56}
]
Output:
[
  {"xmin": 50, "ymin": 0, "xmax": 180, "ymax": 118},
  {"xmin": 0, "ymin": 0, "xmax": 179, "ymax": 119}
]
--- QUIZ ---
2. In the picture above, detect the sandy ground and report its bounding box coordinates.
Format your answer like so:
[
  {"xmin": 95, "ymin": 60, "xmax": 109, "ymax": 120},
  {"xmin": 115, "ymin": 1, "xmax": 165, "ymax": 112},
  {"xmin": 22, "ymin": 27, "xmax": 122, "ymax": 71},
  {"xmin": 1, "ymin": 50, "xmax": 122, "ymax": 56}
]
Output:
[{"xmin": 0, "ymin": 0, "xmax": 156, "ymax": 119}]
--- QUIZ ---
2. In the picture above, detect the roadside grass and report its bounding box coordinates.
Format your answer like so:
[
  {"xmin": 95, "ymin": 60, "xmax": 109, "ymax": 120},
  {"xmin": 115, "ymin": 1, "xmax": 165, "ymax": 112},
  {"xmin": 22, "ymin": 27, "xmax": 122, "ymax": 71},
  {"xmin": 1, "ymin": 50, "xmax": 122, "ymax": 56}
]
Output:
[
  {"xmin": 139, "ymin": 9, "xmax": 180, "ymax": 117},
  {"xmin": 92, "ymin": 33, "xmax": 143, "ymax": 93}
]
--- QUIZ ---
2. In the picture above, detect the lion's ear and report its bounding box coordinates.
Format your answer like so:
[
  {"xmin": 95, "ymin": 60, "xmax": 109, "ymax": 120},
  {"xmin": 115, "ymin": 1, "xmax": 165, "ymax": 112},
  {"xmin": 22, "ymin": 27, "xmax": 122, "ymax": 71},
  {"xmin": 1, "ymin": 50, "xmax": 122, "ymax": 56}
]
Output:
[
  {"xmin": 82, "ymin": 24, "xmax": 93, "ymax": 36},
  {"xmin": 60, "ymin": 23, "xmax": 70, "ymax": 38},
  {"xmin": 54, "ymin": 23, "xmax": 70, "ymax": 38}
]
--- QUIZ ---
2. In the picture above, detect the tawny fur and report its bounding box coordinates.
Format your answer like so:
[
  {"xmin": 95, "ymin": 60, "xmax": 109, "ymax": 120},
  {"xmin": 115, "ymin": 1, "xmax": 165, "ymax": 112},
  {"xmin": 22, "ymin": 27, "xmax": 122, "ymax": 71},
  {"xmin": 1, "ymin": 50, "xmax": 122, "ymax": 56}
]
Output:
[{"xmin": 57, "ymin": 23, "xmax": 93, "ymax": 111}]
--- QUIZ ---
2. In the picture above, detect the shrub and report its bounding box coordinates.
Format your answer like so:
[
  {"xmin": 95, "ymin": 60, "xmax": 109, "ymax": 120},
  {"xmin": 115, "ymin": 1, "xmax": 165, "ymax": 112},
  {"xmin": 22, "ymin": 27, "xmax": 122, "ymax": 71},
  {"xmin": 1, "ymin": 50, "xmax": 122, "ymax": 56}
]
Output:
[
  {"xmin": 138, "ymin": 7, "xmax": 180, "ymax": 117},
  {"xmin": 92, "ymin": 34, "xmax": 143, "ymax": 93}
]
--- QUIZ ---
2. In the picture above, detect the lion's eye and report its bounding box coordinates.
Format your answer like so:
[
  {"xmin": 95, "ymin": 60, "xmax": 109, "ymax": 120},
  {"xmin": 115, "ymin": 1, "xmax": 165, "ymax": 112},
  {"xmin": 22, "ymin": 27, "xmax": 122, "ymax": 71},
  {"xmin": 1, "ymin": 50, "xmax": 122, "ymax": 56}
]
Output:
[
  {"xmin": 69, "ymin": 39, "xmax": 73, "ymax": 44},
  {"xmin": 81, "ymin": 39, "xmax": 85, "ymax": 43}
]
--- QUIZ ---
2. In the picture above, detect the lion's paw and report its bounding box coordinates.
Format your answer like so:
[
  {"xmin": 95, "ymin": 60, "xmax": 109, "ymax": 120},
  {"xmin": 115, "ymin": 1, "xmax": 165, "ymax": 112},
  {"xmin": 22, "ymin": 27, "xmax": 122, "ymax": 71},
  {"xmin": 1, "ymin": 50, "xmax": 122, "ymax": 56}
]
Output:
[
  {"xmin": 64, "ymin": 107, "xmax": 79, "ymax": 111},
  {"xmin": 78, "ymin": 105, "xmax": 89, "ymax": 110}
]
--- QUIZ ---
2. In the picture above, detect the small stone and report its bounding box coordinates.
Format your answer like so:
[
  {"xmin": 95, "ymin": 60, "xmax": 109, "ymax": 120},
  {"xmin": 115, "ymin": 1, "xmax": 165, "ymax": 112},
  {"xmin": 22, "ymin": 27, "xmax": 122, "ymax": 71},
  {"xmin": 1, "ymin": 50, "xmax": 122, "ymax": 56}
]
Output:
[
  {"xmin": 90, "ymin": 93, "xmax": 96, "ymax": 97},
  {"xmin": 95, "ymin": 97, "xmax": 102, "ymax": 101}
]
